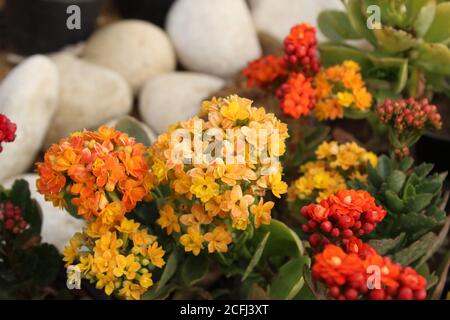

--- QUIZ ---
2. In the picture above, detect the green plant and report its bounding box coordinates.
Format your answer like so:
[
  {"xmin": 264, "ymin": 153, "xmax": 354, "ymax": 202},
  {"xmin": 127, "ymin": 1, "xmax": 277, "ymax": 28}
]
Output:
[
  {"xmin": 0, "ymin": 180, "xmax": 60, "ymax": 299},
  {"xmin": 318, "ymin": 0, "xmax": 450, "ymax": 99},
  {"xmin": 349, "ymin": 155, "xmax": 449, "ymax": 267}
]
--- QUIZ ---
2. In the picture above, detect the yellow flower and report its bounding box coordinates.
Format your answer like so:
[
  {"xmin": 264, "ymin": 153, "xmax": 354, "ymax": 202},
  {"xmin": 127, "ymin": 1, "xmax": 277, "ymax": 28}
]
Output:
[
  {"xmin": 190, "ymin": 176, "xmax": 219, "ymax": 203},
  {"xmin": 250, "ymin": 199, "xmax": 274, "ymax": 228},
  {"xmin": 147, "ymin": 242, "xmax": 165, "ymax": 268},
  {"xmin": 269, "ymin": 172, "xmax": 288, "ymax": 198},
  {"xmin": 139, "ymin": 273, "xmax": 154, "ymax": 289},
  {"xmin": 119, "ymin": 280, "xmax": 146, "ymax": 300},
  {"xmin": 179, "ymin": 226, "xmax": 204, "ymax": 256},
  {"xmin": 220, "ymin": 96, "xmax": 250, "ymax": 121},
  {"xmin": 157, "ymin": 204, "xmax": 180, "ymax": 235},
  {"xmin": 362, "ymin": 152, "xmax": 378, "ymax": 167},
  {"xmin": 316, "ymin": 141, "xmax": 339, "ymax": 159},
  {"xmin": 203, "ymin": 226, "xmax": 232, "ymax": 253},
  {"xmin": 113, "ymin": 254, "xmax": 141, "ymax": 280},
  {"xmin": 116, "ymin": 218, "xmax": 140, "ymax": 234},
  {"xmin": 337, "ymin": 91, "xmax": 354, "ymax": 107},
  {"xmin": 343, "ymin": 60, "xmax": 360, "ymax": 72},
  {"xmin": 63, "ymin": 232, "xmax": 83, "ymax": 267},
  {"xmin": 180, "ymin": 203, "xmax": 213, "ymax": 226},
  {"xmin": 152, "ymin": 159, "xmax": 168, "ymax": 183},
  {"xmin": 96, "ymin": 273, "xmax": 116, "ymax": 296}
]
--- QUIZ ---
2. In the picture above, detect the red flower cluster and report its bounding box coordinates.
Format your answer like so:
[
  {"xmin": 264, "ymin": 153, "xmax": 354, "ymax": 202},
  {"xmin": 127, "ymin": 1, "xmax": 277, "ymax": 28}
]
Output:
[
  {"xmin": 300, "ymin": 190, "xmax": 386, "ymax": 248},
  {"xmin": 284, "ymin": 23, "xmax": 320, "ymax": 74},
  {"xmin": 0, "ymin": 114, "xmax": 17, "ymax": 152},
  {"xmin": 242, "ymin": 55, "xmax": 287, "ymax": 88},
  {"xmin": 276, "ymin": 73, "xmax": 315, "ymax": 119},
  {"xmin": 0, "ymin": 201, "xmax": 28, "ymax": 234},
  {"xmin": 242, "ymin": 23, "xmax": 320, "ymax": 119},
  {"xmin": 377, "ymin": 98, "xmax": 442, "ymax": 132},
  {"xmin": 312, "ymin": 244, "xmax": 427, "ymax": 300}
]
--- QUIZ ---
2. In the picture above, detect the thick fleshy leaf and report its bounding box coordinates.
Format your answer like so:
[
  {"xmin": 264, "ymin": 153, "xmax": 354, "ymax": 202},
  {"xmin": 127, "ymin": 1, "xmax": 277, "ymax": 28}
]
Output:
[
  {"xmin": 114, "ymin": 116, "xmax": 153, "ymax": 146},
  {"xmin": 156, "ymin": 250, "xmax": 178, "ymax": 292},
  {"xmin": 368, "ymin": 233, "xmax": 406, "ymax": 255},
  {"xmin": 387, "ymin": 170, "xmax": 406, "ymax": 193},
  {"xmin": 318, "ymin": 10, "xmax": 361, "ymax": 41},
  {"xmin": 368, "ymin": 55, "xmax": 409, "ymax": 93},
  {"xmin": 412, "ymin": 43, "xmax": 450, "ymax": 75},
  {"xmin": 412, "ymin": 0, "xmax": 436, "ymax": 37},
  {"xmin": 373, "ymin": 26, "xmax": 417, "ymax": 53},
  {"xmin": 385, "ymin": 190, "xmax": 404, "ymax": 212},
  {"xmin": 181, "ymin": 254, "xmax": 209, "ymax": 286},
  {"xmin": 269, "ymin": 257, "xmax": 307, "ymax": 300},
  {"xmin": 242, "ymin": 232, "xmax": 270, "ymax": 281},
  {"xmin": 318, "ymin": 43, "xmax": 372, "ymax": 71},
  {"xmin": 346, "ymin": 0, "xmax": 377, "ymax": 45},
  {"xmin": 399, "ymin": 212, "xmax": 440, "ymax": 233},
  {"xmin": 393, "ymin": 232, "xmax": 437, "ymax": 265},
  {"xmin": 405, "ymin": 193, "xmax": 434, "ymax": 212},
  {"xmin": 424, "ymin": 2, "xmax": 450, "ymax": 43}
]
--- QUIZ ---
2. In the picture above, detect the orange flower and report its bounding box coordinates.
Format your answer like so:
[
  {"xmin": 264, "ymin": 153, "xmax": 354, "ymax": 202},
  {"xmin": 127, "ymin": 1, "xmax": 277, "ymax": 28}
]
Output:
[
  {"xmin": 243, "ymin": 55, "xmax": 287, "ymax": 88},
  {"xmin": 277, "ymin": 73, "xmax": 315, "ymax": 119},
  {"xmin": 157, "ymin": 204, "xmax": 180, "ymax": 235},
  {"xmin": 399, "ymin": 267, "xmax": 427, "ymax": 291},
  {"xmin": 364, "ymin": 254, "xmax": 401, "ymax": 289},
  {"xmin": 328, "ymin": 189, "xmax": 373, "ymax": 217}
]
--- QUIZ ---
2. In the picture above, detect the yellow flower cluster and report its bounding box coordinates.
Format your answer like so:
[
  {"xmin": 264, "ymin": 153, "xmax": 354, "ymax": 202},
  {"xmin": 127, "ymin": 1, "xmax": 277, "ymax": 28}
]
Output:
[
  {"xmin": 288, "ymin": 141, "xmax": 377, "ymax": 203},
  {"xmin": 149, "ymin": 95, "xmax": 289, "ymax": 256},
  {"xmin": 314, "ymin": 60, "xmax": 372, "ymax": 120},
  {"xmin": 63, "ymin": 218, "xmax": 165, "ymax": 300}
]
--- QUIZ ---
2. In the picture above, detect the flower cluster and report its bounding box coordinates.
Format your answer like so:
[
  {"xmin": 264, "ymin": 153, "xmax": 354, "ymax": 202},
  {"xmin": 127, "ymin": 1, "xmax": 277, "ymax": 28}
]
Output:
[
  {"xmin": 289, "ymin": 141, "xmax": 377, "ymax": 203},
  {"xmin": 314, "ymin": 61, "xmax": 372, "ymax": 120},
  {"xmin": 276, "ymin": 73, "xmax": 316, "ymax": 119},
  {"xmin": 301, "ymin": 190, "xmax": 387, "ymax": 248},
  {"xmin": 242, "ymin": 55, "xmax": 287, "ymax": 89},
  {"xmin": 312, "ymin": 244, "xmax": 427, "ymax": 300},
  {"xmin": 64, "ymin": 218, "xmax": 165, "ymax": 300},
  {"xmin": 36, "ymin": 126, "xmax": 156, "ymax": 232},
  {"xmin": 377, "ymin": 98, "xmax": 442, "ymax": 132},
  {"xmin": 0, "ymin": 201, "xmax": 28, "ymax": 235},
  {"xmin": 283, "ymin": 23, "xmax": 320, "ymax": 74},
  {"xmin": 0, "ymin": 114, "xmax": 17, "ymax": 152},
  {"xmin": 242, "ymin": 23, "xmax": 320, "ymax": 119},
  {"xmin": 149, "ymin": 95, "xmax": 289, "ymax": 256}
]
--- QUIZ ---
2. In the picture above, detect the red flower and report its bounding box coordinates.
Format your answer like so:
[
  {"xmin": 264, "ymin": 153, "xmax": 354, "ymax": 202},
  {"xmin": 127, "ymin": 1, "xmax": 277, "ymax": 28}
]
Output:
[
  {"xmin": 0, "ymin": 114, "xmax": 17, "ymax": 152},
  {"xmin": 0, "ymin": 201, "xmax": 28, "ymax": 234},
  {"xmin": 242, "ymin": 55, "xmax": 287, "ymax": 88},
  {"xmin": 283, "ymin": 23, "xmax": 320, "ymax": 74},
  {"xmin": 276, "ymin": 73, "xmax": 315, "ymax": 119},
  {"xmin": 399, "ymin": 267, "xmax": 427, "ymax": 291}
]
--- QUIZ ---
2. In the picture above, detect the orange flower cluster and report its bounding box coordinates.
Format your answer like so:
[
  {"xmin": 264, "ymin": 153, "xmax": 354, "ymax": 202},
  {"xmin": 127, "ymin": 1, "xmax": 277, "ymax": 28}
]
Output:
[
  {"xmin": 36, "ymin": 126, "xmax": 155, "ymax": 231},
  {"xmin": 314, "ymin": 60, "xmax": 372, "ymax": 120},
  {"xmin": 301, "ymin": 190, "xmax": 386, "ymax": 248},
  {"xmin": 242, "ymin": 55, "xmax": 287, "ymax": 88},
  {"xmin": 313, "ymin": 244, "xmax": 427, "ymax": 300},
  {"xmin": 283, "ymin": 23, "xmax": 320, "ymax": 74},
  {"xmin": 276, "ymin": 73, "xmax": 315, "ymax": 119}
]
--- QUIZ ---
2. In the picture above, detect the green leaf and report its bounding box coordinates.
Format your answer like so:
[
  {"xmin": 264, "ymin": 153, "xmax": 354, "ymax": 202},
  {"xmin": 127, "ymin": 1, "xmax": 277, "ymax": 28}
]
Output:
[
  {"xmin": 405, "ymin": 193, "xmax": 434, "ymax": 212},
  {"xmin": 424, "ymin": 2, "xmax": 450, "ymax": 43},
  {"xmin": 181, "ymin": 254, "xmax": 209, "ymax": 286},
  {"xmin": 242, "ymin": 232, "xmax": 270, "ymax": 281},
  {"xmin": 430, "ymin": 251, "xmax": 450, "ymax": 299},
  {"xmin": 32, "ymin": 244, "xmax": 60, "ymax": 285},
  {"xmin": 413, "ymin": 163, "xmax": 434, "ymax": 178},
  {"xmin": 417, "ymin": 214, "xmax": 450, "ymax": 267},
  {"xmin": 346, "ymin": 0, "xmax": 377, "ymax": 45},
  {"xmin": 156, "ymin": 250, "xmax": 178, "ymax": 292},
  {"xmin": 399, "ymin": 212, "xmax": 440, "ymax": 234},
  {"xmin": 387, "ymin": 170, "xmax": 406, "ymax": 193},
  {"xmin": 398, "ymin": 157, "xmax": 414, "ymax": 171},
  {"xmin": 10, "ymin": 180, "xmax": 42, "ymax": 234},
  {"xmin": 253, "ymin": 219, "xmax": 303, "ymax": 258},
  {"xmin": 318, "ymin": 43, "xmax": 372, "ymax": 71},
  {"xmin": 393, "ymin": 232, "xmax": 437, "ymax": 265},
  {"xmin": 376, "ymin": 155, "xmax": 392, "ymax": 179},
  {"xmin": 344, "ymin": 108, "xmax": 371, "ymax": 119},
  {"xmin": 114, "ymin": 116, "xmax": 153, "ymax": 146},
  {"xmin": 368, "ymin": 55, "xmax": 409, "ymax": 93},
  {"xmin": 385, "ymin": 190, "xmax": 404, "ymax": 212},
  {"xmin": 63, "ymin": 193, "xmax": 83, "ymax": 220},
  {"xmin": 367, "ymin": 162, "xmax": 383, "ymax": 188},
  {"xmin": 413, "ymin": 0, "xmax": 436, "ymax": 37},
  {"xmin": 412, "ymin": 43, "xmax": 450, "ymax": 75},
  {"xmin": 373, "ymin": 27, "xmax": 417, "ymax": 53},
  {"xmin": 269, "ymin": 257, "xmax": 307, "ymax": 300},
  {"xmin": 318, "ymin": 10, "xmax": 361, "ymax": 41},
  {"xmin": 368, "ymin": 232, "xmax": 406, "ymax": 255}
]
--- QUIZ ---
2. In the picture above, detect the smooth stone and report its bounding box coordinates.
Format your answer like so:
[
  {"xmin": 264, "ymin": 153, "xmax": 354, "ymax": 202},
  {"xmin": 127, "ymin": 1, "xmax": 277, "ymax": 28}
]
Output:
[
  {"xmin": 44, "ymin": 54, "xmax": 133, "ymax": 147},
  {"xmin": 105, "ymin": 116, "xmax": 157, "ymax": 144},
  {"xmin": 2, "ymin": 174, "xmax": 85, "ymax": 253},
  {"xmin": 0, "ymin": 55, "xmax": 59, "ymax": 182},
  {"xmin": 166, "ymin": 0, "xmax": 261, "ymax": 78},
  {"xmin": 83, "ymin": 20, "xmax": 176, "ymax": 92},
  {"xmin": 139, "ymin": 72, "xmax": 225, "ymax": 134},
  {"xmin": 249, "ymin": 0, "xmax": 344, "ymax": 44}
]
